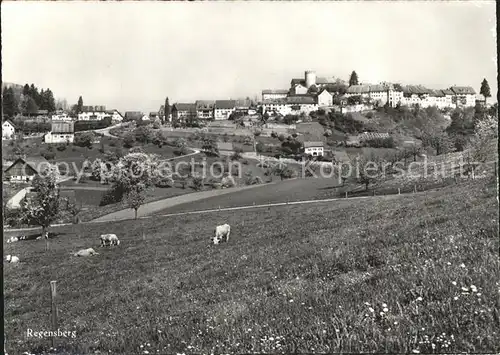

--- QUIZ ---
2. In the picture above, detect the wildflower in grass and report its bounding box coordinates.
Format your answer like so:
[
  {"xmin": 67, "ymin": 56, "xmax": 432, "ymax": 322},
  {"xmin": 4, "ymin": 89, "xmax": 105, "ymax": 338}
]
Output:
[
  {"xmin": 460, "ymin": 263, "xmax": 466, "ymax": 268},
  {"xmin": 461, "ymin": 287, "xmax": 469, "ymax": 292},
  {"xmin": 412, "ymin": 349, "xmax": 420, "ymax": 353},
  {"xmin": 446, "ymin": 262, "xmax": 451, "ymax": 265},
  {"xmin": 394, "ymin": 321, "xmax": 398, "ymax": 325},
  {"xmin": 369, "ymin": 307, "xmax": 375, "ymax": 313},
  {"xmin": 477, "ymin": 293, "xmax": 482, "ymax": 296},
  {"xmin": 453, "ymin": 296, "xmax": 459, "ymax": 300},
  {"xmin": 470, "ymin": 285, "xmax": 477, "ymax": 292},
  {"xmin": 382, "ymin": 303, "xmax": 387, "ymax": 307},
  {"xmin": 379, "ymin": 312, "xmax": 385, "ymax": 316},
  {"xmin": 451, "ymin": 281, "xmax": 457, "ymax": 286},
  {"xmin": 416, "ymin": 297, "xmax": 423, "ymax": 302},
  {"xmin": 365, "ymin": 302, "xmax": 371, "ymax": 306},
  {"xmin": 383, "ymin": 307, "xmax": 389, "ymax": 312}
]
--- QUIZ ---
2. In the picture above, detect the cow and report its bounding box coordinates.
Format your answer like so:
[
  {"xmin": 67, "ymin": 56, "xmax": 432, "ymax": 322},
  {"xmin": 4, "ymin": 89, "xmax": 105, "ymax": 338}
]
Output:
[
  {"xmin": 5, "ymin": 255, "xmax": 20, "ymax": 263},
  {"xmin": 6, "ymin": 236, "xmax": 18, "ymax": 244},
  {"xmin": 213, "ymin": 224, "xmax": 231, "ymax": 245},
  {"xmin": 73, "ymin": 248, "xmax": 99, "ymax": 257},
  {"xmin": 100, "ymin": 234, "xmax": 120, "ymax": 247}
]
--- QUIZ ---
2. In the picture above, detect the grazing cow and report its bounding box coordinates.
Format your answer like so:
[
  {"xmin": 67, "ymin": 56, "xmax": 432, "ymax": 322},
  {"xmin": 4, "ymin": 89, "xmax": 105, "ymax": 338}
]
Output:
[
  {"xmin": 6, "ymin": 255, "xmax": 20, "ymax": 263},
  {"xmin": 6, "ymin": 237, "xmax": 17, "ymax": 244},
  {"xmin": 100, "ymin": 234, "xmax": 120, "ymax": 247},
  {"xmin": 73, "ymin": 248, "xmax": 99, "ymax": 257},
  {"xmin": 213, "ymin": 224, "xmax": 231, "ymax": 245}
]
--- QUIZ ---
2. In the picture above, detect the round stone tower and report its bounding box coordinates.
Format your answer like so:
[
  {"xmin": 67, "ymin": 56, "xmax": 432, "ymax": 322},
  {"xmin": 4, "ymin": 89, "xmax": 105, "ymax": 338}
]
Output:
[{"xmin": 305, "ymin": 70, "xmax": 317, "ymax": 88}]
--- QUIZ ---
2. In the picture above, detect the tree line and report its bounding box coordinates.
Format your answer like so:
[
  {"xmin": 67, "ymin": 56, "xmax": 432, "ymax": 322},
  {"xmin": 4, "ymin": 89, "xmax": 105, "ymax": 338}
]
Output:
[{"xmin": 2, "ymin": 83, "xmax": 58, "ymax": 118}]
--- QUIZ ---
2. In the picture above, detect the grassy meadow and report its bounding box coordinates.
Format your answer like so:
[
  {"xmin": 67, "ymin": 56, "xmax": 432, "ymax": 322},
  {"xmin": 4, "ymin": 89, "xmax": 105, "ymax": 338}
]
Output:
[{"xmin": 3, "ymin": 177, "xmax": 499, "ymax": 354}]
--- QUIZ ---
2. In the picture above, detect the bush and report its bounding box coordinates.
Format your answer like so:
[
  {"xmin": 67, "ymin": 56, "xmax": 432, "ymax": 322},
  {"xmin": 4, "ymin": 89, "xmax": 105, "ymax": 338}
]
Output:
[
  {"xmin": 41, "ymin": 150, "xmax": 56, "ymax": 160},
  {"xmin": 241, "ymin": 159, "xmax": 249, "ymax": 165},
  {"xmin": 56, "ymin": 144, "xmax": 67, "ymax": 151},
  {"xmin": 365, "ymin": 111, "xmax": 374, "ymax": 119},
  {"xmin": 99, "ymin": 186, "xmax": 124, "ymax": 206},
  {"xmin": 74, "ymin": 132, "xmax": 94, "ymax": 148},
  {"xmin": 191, "ymin": 174, "xmax": 204, "ymax": 191},
  {"xmin": 123, "ymin": 133, "xmax": 136, "ymax": 148},
  {"xmin": 363, "ymin": 137, "xmax": 395, "ymax": 148},
  {"xmin": 134, "ymin": 126, "xmax": 154, "ymax": 144},
  {"xmin": 129, "ymin": 146, "xmax": 144, "ymax": 154},
  {"xmin": 221, "ymin": 175, "xmax": 236, "ymax": 188},
  {"xmin": 154, "ymin": 175, "xmax": 174, "ymax": 188}
]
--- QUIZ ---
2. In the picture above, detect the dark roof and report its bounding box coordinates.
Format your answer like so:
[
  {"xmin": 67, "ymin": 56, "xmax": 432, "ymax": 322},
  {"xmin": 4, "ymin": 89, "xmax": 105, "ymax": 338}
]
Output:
[
  {"xmin": 3, "ymin": 119, "xmax": 17, "ymax": 129},
  {"xmin": 124, "ymin": 111, "xmax": 144, "ymax": 120},
  {"xmin": 173, "ymin": 103, "xmax": 196, "ymax": 112},
  {"xmin": 402, "ymin": 85, "xmax": 432, "ymax": 95},
  {"xmin": 347, "ymin": 85, "xmax": 371, "ymax": 94},
  {"xmin": 291, "ymin": 78, "xmax": 306, "ymax": 86},
  {"xmin": 215, "ymin": 100, "xmax": 236, "ymax": 109},
  {"xmin": 441, "ymin": 89, "xmax": 454, "ymax": 95},
  {"xmin": 51, "ymin": 121, "xmax": 74, "ymax": 133},
  {"xmin": 262, "ymin": 89, "xmax": 289, "ymax": 95},
  {"xmin": 286, "ymin": 96, "xmax": 316, "ymax": 104},
  {"xmin": 316, "ymin": 77, "xmax": 336, "ymax": 85},
  {"xmin": 303, "ymin": 141, "xmax": 324, "ymax": 148},
  {"xmin": 5, "ymin": 156, "xmax": 50, "ymax": 175},
  {"xmin": 450, "ymin": 86, "xmax": 476, "ymax": 95},
  {"xmin": 217, "ymin": 142, "xmax": 234, "ymax": 151},
  {"xmin": 195, "ymin": 100, "xmax": 215, "ymax": 110}
]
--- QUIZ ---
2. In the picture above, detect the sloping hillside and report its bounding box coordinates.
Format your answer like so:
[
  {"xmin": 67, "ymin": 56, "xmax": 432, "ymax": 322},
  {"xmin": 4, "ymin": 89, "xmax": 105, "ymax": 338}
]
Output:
[{"xmin": 3, "ymin": 178, "xmax": 499, "ymax": 354}]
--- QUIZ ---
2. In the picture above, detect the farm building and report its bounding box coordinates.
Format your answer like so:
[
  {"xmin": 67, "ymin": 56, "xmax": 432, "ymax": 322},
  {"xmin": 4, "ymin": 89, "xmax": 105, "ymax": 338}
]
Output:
[
  {"xmin": 217, "ymin": 142, "xmax": 234, "ymax": 155},
  {"xmin": 4, "ymin": 156, "xmax": 51, "ymax": 182},
  {"xmin": 171, "ymin": 103, "xmax": 197, "ymax": 123},
  {"xmin": 303, "ymin": 141, "xmax": 324, "ymax": 156},
  {"xmin": 214, "ymin": 100, "xmax": 236, "ymax": 120},
  {"xmin": 2, "ymin": 119, "xmax": 16, "ymax": 140},
  {"xmin": 44, "ymin": 121, "xmax": 75, "ymax": 144}
]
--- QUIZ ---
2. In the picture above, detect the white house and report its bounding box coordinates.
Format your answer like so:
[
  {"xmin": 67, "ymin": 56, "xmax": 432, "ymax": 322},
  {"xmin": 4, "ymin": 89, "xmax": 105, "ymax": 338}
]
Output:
[
  {"xmin": 106, "ymin": 110, "xmax": 124, "ymax": 122},
  {"xmin": 195, "ymin": 100, "xmax": 215, "ymax": 120},
  {"xmin": 44, "ymin": 121, "xmax": 75, "ymax": 144},
  {"xmin": 450, "ymin": 86, "xmax": 476, "ymax": 108},
  {"xmin": 51, "ymin": 113, "xmax": 72, "ymax": 121},
  {"xmin": 290, "ymin": 84, "xmax": 308, "ymax": 95},
  {"xmin": 317, "ymin": 90, "xmax": 333, "ymax": 107},
  {"xmin": 78, "ymin": 111, "xmax": 108, "ymax": 121},
  {"xmin": 262, "ymin": 90, "xmax": 289, "ymax": 102},
  {"xmin": 286, "ymin": 96, "xmax": 318, "ymax": 115},
  {"xmin": 2, "ymin": 120, "xmax": 16, "ymax": 140},
  {"xmin": 214, "ymin": 100, "xmax": 236, "ymax": 120},
  {"xmin": 303, "ymin": 141, "xmax": 324, "ymax": 156}
]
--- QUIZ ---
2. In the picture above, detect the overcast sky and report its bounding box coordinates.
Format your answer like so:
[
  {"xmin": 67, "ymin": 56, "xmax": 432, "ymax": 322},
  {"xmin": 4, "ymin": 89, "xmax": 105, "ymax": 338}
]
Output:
[{"xmin": 2, "ymin": 1, "xmax": 497, "ymax": 113}]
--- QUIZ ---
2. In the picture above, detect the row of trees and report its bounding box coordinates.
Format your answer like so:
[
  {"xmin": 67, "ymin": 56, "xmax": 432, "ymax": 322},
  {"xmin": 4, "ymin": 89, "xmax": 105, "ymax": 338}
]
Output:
[{"xmin": 2, "ymin": 84, "xmax": 59, "ymax": 118}]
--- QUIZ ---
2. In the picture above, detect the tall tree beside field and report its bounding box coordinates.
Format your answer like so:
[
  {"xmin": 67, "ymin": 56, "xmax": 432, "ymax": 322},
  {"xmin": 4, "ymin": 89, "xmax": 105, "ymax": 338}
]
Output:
[
  {"xmin": 20, "ymin": 168, "xmax": 63, "ymax": 243},
  {"xmin": 2, "ymin": 87, "xmax": 18, "ymax": 118},
  {"xmin": 164, "ymin": 97, "xmax": 170, "ymax": 124},
  {"xmin": 480, "ymin": 78, "xmax": 491, "ymax": 102},
  {"xmin": 77, "ymin": 96, "xmax": 83, "ymax": 113},
  {"xmin": 125, "ymin": 185, "xmax": 146, "ymax": 219},
  {"xmin": 23, "ymin": 84, "xmax": 30, "ymax": 96},
  {"xmin": 111, "ymin": 152, "xmax": 159, "ymax": 212},
  {"xmin": 349, "ymin": 71, "xmax": 359, "ymax": 86}
]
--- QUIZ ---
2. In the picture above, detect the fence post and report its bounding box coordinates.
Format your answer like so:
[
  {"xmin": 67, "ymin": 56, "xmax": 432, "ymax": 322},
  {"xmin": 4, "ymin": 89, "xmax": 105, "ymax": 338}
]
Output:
[
  {"xmin": 413, "ymin": 184, "xmax": 417, "ymax": 193},
  {"xmin": 398, "ymin": 188, "xmax": 401, "ymax": 195},
  {"xmin": 372, "ymin": 190, "xmax": 375, "ymax": 196},
  {"xmin": 50, "ymin": 281, "xmax": 58, "ymax": 348},
  {"xmin": 345, "ymin": 191, "xmax": 348, "ymax": 199}
]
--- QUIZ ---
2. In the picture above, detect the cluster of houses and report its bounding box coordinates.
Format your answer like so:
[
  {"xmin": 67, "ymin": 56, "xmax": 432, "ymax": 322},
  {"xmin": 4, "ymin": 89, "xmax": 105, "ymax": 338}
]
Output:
[
  {"xmin": 260, "ymin": 70, "xmax": 481, "ymax": 116},
  {"xmin": 165, "ymin": 99, "xmax": 257, "ymax": 123}
]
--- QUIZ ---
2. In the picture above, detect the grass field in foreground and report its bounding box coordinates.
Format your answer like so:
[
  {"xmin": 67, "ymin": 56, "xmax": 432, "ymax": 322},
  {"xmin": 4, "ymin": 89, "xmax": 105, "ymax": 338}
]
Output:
[{"xmin": 3, "ymin": 178, "xmax": 499, "ymax": 354}]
